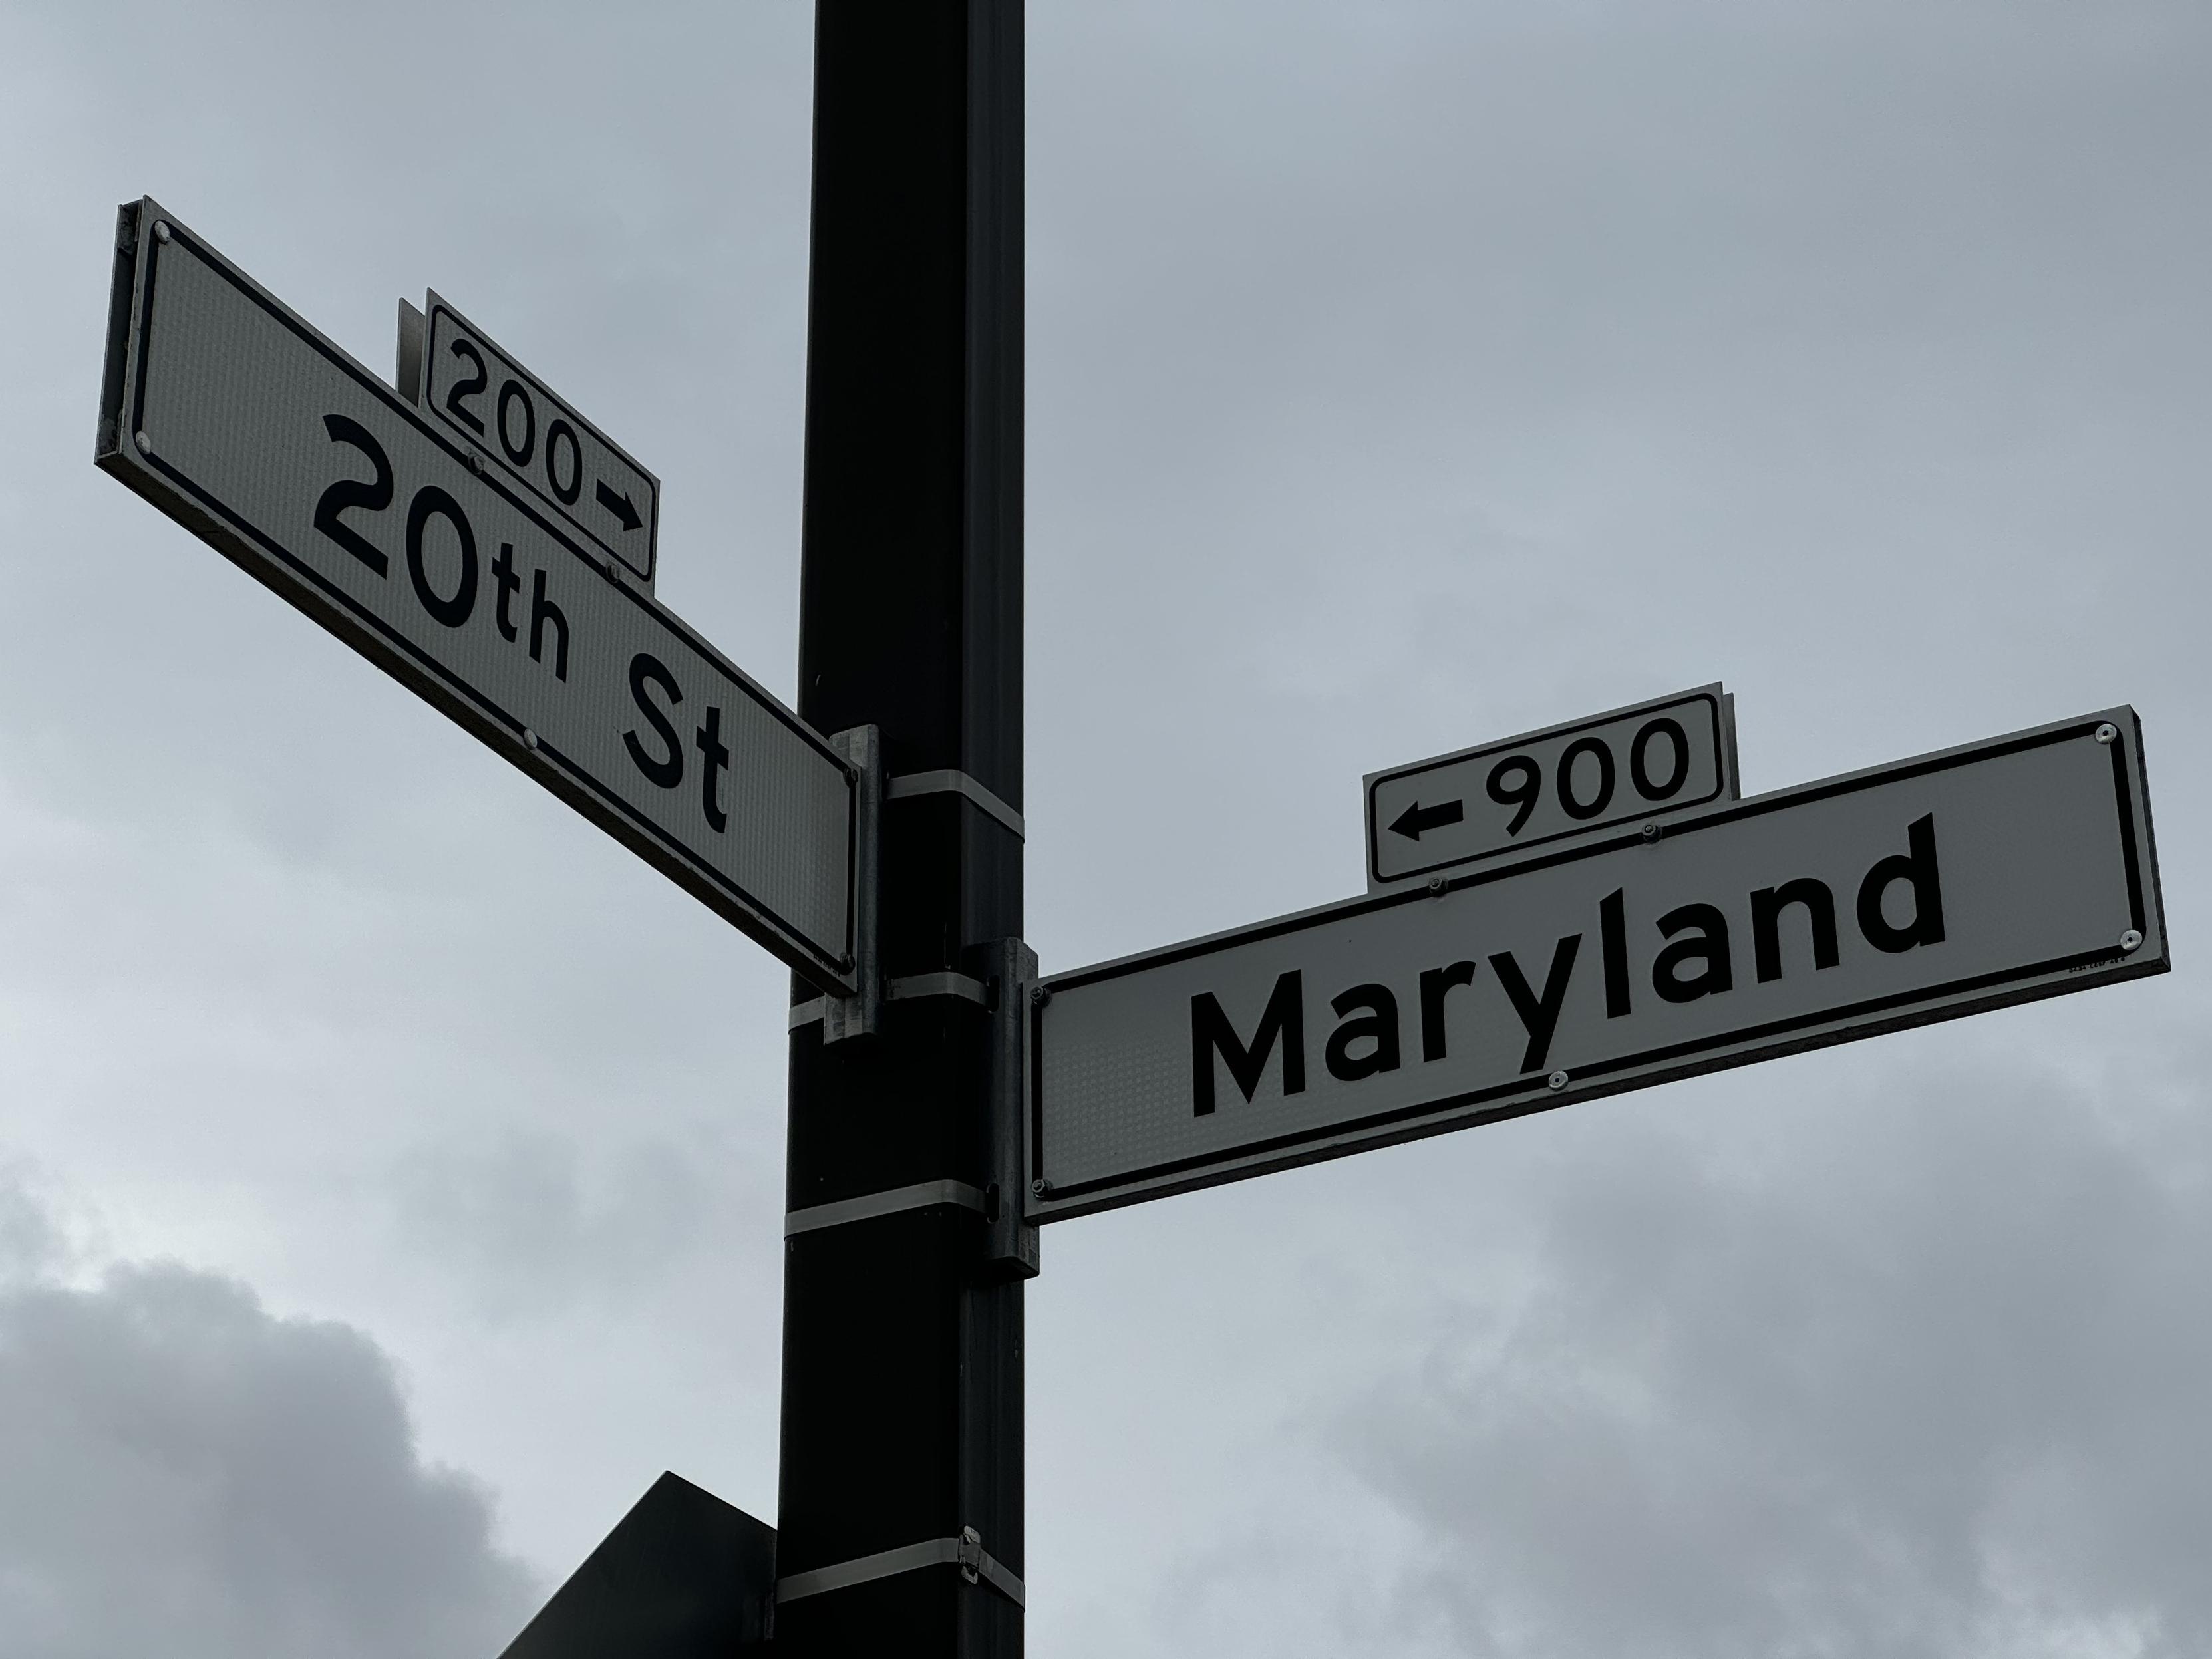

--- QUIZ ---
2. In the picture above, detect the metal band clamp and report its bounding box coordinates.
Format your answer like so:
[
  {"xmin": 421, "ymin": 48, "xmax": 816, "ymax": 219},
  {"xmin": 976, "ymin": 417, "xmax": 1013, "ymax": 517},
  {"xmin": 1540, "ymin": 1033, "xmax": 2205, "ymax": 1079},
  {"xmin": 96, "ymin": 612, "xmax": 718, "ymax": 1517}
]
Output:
[
  {"xmin": 784, "ymin": 1180, "xmax": 989, "ymax": 1237},
  {"xmin": 789, "ymin": 971, "xmax": 991, "ymax": 1030},
  {"xmin": 776, "ymin": 1527, "xmax": 1025, "ymax": 1609},
  {"xmin": 885, "ymin": 768, "xmax": 1025, "ymax": 839}
]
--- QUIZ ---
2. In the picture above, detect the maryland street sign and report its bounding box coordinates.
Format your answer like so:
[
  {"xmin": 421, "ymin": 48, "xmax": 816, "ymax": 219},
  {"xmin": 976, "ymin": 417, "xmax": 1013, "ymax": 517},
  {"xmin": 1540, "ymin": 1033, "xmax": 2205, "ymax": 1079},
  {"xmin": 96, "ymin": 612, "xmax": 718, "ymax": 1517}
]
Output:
[
  {"xmin": 416, "ymin": 291, "xmax": 661, "ymax": 589},
  {"xmin": 1029, "ymin": 709, "xmax": 2165, "ymax": 1221},
  {"xmin": 1366, "ymin": 684, "xmax": 1739, "ymax": 890},
  {"xmin": 96, "ymin": 200, "xmax": 858, "ymax": 995}
]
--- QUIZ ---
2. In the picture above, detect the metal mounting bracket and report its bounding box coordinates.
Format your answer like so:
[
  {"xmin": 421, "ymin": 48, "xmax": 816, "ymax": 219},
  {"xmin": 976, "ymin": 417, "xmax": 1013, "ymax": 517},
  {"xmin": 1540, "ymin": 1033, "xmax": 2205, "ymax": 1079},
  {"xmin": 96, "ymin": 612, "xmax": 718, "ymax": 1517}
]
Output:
[
  {"xmin": 822, "ymin": 725, "xmax": 883, "ymax": 1042},
  {"xmin": 786, "ymin": 971, "xmax": 989, "ymax": 1032},
  {"xmin": 983, "ymin": 936, "xmax": 1041, "ymax": 1279},
  {"xmin": 394, "ymin": 299, "xmax": 425, "ymax": 405}
]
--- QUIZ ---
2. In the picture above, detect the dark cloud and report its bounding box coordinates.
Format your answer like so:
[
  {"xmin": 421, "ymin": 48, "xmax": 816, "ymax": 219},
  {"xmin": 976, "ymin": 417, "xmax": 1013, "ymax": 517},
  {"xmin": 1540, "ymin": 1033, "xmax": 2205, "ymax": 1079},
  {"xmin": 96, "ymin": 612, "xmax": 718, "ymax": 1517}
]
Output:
[
  {"xmin": 0, "ymin": 1188, "xmax": 537, "ymax": 1659},
  {"xmin": 1334, "ymin": 1058, "xmax": 2212, "ymax": 1656}
]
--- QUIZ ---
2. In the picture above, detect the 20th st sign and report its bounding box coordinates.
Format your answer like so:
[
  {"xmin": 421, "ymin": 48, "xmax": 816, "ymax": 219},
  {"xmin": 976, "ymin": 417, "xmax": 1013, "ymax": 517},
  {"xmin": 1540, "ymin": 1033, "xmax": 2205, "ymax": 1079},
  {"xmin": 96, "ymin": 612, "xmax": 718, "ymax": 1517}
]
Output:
[
  {"xmin": 1028, "ymin": 712, "xmax": 2166, "ymax": 1221},
  {"xmin": 95, "ymin": 201, "xmax": 858, "ymax": 994}
]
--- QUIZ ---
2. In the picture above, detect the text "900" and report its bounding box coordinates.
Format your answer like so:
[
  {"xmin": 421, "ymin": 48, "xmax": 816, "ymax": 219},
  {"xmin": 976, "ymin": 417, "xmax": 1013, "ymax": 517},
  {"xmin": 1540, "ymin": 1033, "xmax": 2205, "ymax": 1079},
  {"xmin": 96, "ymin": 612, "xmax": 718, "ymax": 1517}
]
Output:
[{"xmin": 1487, "ymin": 716, "xmax": 1694, "ymax": 836}]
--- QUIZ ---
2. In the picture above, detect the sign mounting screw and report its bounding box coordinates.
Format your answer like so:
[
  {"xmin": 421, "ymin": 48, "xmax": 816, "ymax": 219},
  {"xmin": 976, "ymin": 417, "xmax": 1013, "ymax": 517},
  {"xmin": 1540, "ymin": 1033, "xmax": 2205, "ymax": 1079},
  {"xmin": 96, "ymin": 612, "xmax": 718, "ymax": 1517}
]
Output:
[
  {"xmin": 1426, "ymin": 875, "xmax": 1446, "ymax": 895},
  {"xmin": 2120, "ymin": 928, "xmax": 2144, "ymax": 954},
  {"xmin": 1030, "ymin": 1179, "xmax": 1049, "ymax": 1197},
  {"xmin": 522, "ymin": 728, "xmax": 539, "ymax": 751},
  {"xmin": 1641, "ymin": 822, "xmax": 1662, "ymax": 842},
  {"xmin": 152, "ymin": 220, "xmax": 171, "ymax": 244},
  {"xmin": 1547, "ymin": 1070, "xmax": 1569, "ymax": 1091},
  {"xmin": 1030, "ymin": 984, "xmax": 1050, "ymax": 1008},
  {"xmin": 134, "ymin": 431, "xmax": 152, "ymax": 456},
  {"xmin": 2095, "ymin": 723, "xmax": 2118, "ymax": 744}
]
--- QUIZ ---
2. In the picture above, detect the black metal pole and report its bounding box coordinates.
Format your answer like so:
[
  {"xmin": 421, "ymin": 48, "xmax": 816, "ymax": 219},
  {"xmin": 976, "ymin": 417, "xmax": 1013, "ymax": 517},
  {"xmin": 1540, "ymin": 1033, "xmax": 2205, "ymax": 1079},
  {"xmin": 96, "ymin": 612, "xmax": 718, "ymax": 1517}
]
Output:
[{"xmin": 778, "ymin": 5, "xmax": 1025, "ymax": 1656}]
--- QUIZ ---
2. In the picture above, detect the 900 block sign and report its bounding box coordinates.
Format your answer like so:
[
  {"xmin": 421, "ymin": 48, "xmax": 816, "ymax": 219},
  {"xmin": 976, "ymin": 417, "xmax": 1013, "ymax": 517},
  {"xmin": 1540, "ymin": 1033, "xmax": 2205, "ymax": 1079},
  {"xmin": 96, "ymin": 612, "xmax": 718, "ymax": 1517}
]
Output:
[
  {"xmin": 1366, "ymin": 686, "xmax": 1739, "ymax": 889},
  {"xmin": 95, "ymin": 200, "xmax": 857, "ymax": 994}
]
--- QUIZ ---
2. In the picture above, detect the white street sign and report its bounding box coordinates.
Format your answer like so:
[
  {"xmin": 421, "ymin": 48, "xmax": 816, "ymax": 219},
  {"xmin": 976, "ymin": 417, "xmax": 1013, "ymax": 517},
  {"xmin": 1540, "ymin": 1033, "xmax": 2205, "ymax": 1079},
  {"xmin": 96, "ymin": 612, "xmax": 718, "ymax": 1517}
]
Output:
[
  {"xmin": 1365, "ymin": 685, "xmax": 1738, "ymax": 890},
  {"xmin": 1030, "ymin": 710, "xmax": 2165, "ymax": 1221},
  {"xmin": 419, "ymin": 292, "xmax": 661, "ymax": 589},
  {"xmin": 96, "ymin": 200, "xmax": 858, "ymax": 995}
]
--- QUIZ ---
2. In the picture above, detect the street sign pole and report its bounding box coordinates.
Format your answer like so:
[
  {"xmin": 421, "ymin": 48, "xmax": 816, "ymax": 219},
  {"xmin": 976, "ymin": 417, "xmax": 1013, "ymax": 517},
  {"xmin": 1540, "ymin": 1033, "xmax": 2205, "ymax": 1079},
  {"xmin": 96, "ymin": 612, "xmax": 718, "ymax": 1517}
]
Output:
[{"xmin": 776, "ymin": 5, "xmax": 1028, "ymax": 1656}]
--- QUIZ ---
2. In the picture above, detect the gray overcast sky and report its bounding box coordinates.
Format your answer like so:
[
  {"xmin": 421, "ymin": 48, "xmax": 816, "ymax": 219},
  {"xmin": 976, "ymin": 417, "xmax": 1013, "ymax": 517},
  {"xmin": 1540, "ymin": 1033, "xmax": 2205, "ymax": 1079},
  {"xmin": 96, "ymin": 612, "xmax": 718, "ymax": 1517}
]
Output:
[{"xmin": 4, "ymin": 3, "xmax": 2210, "ymax": 1655}]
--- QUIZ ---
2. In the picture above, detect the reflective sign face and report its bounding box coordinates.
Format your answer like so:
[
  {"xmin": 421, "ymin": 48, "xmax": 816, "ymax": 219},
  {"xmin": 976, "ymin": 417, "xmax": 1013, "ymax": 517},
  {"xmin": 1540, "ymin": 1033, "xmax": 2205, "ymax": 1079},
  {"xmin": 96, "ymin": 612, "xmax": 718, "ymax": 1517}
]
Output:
[
  {"xmin": 1031, "ymin": 712, "xmax": 2165, "ymax": 1221},
  {"xmin": 1365, "ymin": 686, "xmax": 1738, "ymax": 889},
  {"xmin": 96, "ymin": 200, "xmax": 856, "ymax": 994}
]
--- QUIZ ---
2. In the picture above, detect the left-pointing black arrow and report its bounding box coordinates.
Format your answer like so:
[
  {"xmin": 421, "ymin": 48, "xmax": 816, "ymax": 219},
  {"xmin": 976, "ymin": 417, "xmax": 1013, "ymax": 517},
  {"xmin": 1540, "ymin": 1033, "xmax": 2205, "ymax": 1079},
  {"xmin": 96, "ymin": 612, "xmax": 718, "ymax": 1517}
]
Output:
[
  {"xmin": 1389, "ymin": 798, "xmax": 1465, "ymax": 841},
  {"xmin": 595, "ymin": 478, "xmax": 643, "ymax": 532}
]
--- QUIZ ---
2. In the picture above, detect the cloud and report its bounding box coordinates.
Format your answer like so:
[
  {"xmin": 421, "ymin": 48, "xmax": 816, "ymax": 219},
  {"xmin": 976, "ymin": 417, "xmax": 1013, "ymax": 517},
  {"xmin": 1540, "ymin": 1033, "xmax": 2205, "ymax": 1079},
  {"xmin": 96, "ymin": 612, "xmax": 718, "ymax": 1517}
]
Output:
[
  {"xmin": 1333, "ymin": 1056, "xmax": 2212, "ymax": 1658},
  {"xmin": 0, "ymin": 1180, "xmax": 537, "ymax": 1659},
  {"xmin": 389, "ymin": 1126, "xmax": 722, "ymax": 1324},
  {"xmin": 0, "ymin": 1167, "xmax": 65, "ymax": 1285}
]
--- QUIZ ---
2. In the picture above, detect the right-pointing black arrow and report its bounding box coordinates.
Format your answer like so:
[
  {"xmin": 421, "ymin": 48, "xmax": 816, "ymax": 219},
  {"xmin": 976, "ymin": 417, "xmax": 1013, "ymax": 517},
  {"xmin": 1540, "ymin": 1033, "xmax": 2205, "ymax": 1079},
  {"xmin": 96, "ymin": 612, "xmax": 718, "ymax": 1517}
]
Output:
[
  {"xmin": 1389, "ymin": 798, "xmax": 1465, "ymax": 841},
  {"xmin": 595, "ymin": 478, "xmax": 643, "ymax": 533}
]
